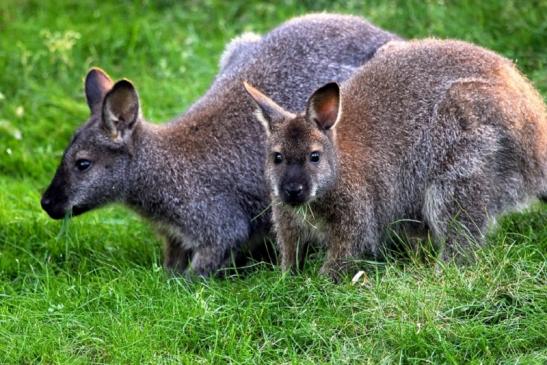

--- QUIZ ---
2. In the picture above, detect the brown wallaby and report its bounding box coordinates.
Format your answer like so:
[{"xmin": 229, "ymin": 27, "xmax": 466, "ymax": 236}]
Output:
[
  {"xmin": 40, "ymin": 14, "xmax": 400, "ymax": 276},
  {"xmin": 245, "ymin": 39, "xmax": 547, "ymax": 281}
]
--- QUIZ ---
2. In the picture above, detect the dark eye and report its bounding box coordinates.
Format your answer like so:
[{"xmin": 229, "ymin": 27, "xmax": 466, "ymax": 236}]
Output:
[
  {"xmin": 310, "ymin": 151, "xmax": 320, "ymax": 163},
  {"xmin": 75, "ymin": 159, "xmax": 92, "ymax": 171},
  {"xmin": 273, "ymin": 152, "xmax": 283, "ymax": 164}
]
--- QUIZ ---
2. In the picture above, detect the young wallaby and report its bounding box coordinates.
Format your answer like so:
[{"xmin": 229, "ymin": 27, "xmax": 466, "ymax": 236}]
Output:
[
  {"xmin": 40, "ymin": 14, "xmax": 400, "ymax": 276},
  {"xmin": 245, "ymin": 39, "xmax": 547, "ymax": 280}
]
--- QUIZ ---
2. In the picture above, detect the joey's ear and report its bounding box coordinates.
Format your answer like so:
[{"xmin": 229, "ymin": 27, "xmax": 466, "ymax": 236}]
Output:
[
  {"xmin": 306, "ymin": 82, "xmax": 340, "ymax": 131},
  {"xmin": 243, "ymin": 81, "xmax": 292, "ymax": 133},
  {"xmin": 101, "ymin": 79, "xmax": 140, "ymax": 140},
  {"xmin": 85, "ymin": 67, "xmax": 114, "ymax": 112}
]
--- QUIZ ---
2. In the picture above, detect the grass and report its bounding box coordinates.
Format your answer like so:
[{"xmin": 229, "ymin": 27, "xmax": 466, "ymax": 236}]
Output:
[{"xmin": 1, "ymin": 0, "xmax": 546, "ymax": 363}]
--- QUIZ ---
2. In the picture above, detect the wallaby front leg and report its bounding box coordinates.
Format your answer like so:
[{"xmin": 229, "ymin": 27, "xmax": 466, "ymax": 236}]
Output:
[
  {"xmin": 320, "ymin": 214, "xmax": 380, "ymax": 282},
  {"xmin": 319, "ymin": 242, "xmax": 354, "ymax": 282},
  {"xmin": 278, "ymin": 229, "xmax": 300, "ymax": 273},
  {"xmin": 273, "ymin": 206, "xmax": 310, "ymax": 273}
]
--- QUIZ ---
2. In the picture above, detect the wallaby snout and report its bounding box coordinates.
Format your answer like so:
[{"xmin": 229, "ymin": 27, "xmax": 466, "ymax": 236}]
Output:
[
  {"xmin": 41, "ymin": 168, "xmax": 92, "ymax": 219},
  {"xmin": 280, "ymin": 169, "xmax": 309, "ymax": 205},
  {"xmin": 41, "ymin": 167, "xmax": 70, "ymax": 219}
]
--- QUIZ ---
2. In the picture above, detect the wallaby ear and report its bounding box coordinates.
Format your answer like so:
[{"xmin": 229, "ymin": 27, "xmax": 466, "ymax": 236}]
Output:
[
  {"xmin": 306, "ymin": 82, "xmax": 340, "ymax": 131},
  {"xmin": 243, "ymin": 81, "xmax": 292, "ymax": 133},
  {"xmin": 101, "ymin": 79, "xmax": 140, "ymax": 141},
  {"xmin": 85, "ymin": 67, "xmax": 114, "ymax": 112}
]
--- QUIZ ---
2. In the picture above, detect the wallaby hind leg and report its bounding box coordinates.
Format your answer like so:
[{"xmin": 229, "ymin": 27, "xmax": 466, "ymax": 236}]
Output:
[
  {"xmin": 424, "ymin": 182, "xmax": 491, "ymax": 263},
  {"xmin": 182, "ymin": 203, "xmax": 253, "ymax": 277}
]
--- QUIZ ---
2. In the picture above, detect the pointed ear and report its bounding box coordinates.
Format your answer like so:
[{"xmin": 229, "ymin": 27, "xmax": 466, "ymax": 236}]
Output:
[
  {"xmin": 243, "ymin": 81, "xmax": 292, "ymax": 133},
  {"xmin": 85, "ymin": 67, "xmax": 113, "ymax": 112},
  {"xmin": 101, "ymin": 79, "xmax": 140, "ymax": 140},
  {"xmin": 306, "ymin": 82, "xmax": 340, "ymax": 131}
]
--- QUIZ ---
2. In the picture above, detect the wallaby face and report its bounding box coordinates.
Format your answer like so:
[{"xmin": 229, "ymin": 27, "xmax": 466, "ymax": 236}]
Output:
[
  {"xmin": 41, "ymin": 69, "xmax": 139, "ymax": 219},
  {"xmin": 245, "ymin": 82, "xmax": 341, "ymax": 205}
]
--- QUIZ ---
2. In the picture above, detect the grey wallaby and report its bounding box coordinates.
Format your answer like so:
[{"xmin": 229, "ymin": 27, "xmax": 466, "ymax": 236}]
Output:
[
  {"xmin": 245, "ymin": 39, "xmax": 547, "ymax": 281},
  {"xmin": 40, "ymin": 14, "xmax": 400, "ymax": 276}
]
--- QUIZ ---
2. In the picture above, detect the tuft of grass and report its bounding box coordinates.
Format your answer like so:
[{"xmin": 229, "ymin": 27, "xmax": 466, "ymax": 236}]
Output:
[{"xmin": 0, "ymin": 0, "xmax": 546, "ymax": 363}]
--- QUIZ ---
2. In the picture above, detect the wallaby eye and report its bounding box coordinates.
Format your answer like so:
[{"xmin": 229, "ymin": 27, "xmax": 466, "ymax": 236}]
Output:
[
  {"xmin": 273, "ymin": 152, "xmax": 283, "ymax": 164},
  {"xmin": 75, "ymin": 159, "xmax": 92, "ymax": 171},
  {"xmin": 310, "ymin": 151, "xmax": 321, "ymax": 163}
]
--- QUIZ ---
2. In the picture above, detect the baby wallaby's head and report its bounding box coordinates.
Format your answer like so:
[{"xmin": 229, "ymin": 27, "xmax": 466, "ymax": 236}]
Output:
[{"xmin": 244, "ymin": 81, "xmax": 341, "ymax": 206}]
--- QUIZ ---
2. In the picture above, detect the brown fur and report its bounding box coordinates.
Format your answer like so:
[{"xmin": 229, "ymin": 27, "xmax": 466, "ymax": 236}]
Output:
[{"xmin": 246, "ymin": 39, "xmax": 547, "ymax": 281}]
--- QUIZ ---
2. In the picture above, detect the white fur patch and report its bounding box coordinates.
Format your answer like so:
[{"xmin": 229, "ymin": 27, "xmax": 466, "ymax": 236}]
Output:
[
  {"xmin": 270, "ymin": 176, "xmax": 280, "ymax": 197},
  {"xmin": 309, "ymin": 182, "xmax": 318, "ymax": 199},
  {"xmin": 254, "ymin": 109, "xmax": 270, "ymax": 135},
  {"xmin": 423, "ymin": 185, "xmax": 445, "ymax": 237}
]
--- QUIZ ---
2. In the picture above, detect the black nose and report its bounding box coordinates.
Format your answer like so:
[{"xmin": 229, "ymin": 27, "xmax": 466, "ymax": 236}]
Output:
[
  {"xmin": 284, "ymin": 183, "xmax": 304, "ymax": 198},
  {"xmin": 41, "ymin": 197, "xmax": 52, "ymax": 210}
]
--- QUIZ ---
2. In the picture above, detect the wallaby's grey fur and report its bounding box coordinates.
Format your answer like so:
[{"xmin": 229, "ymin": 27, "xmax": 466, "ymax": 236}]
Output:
[
  {"xmin": 40, "ymin": 14, "xmax": 400, "ymax": 276},
  {"xmin": 219, "ymin": 32, "xmax": 261, "ymax": 73},
  {"xmin": 246, "ymin": 39, "xmax": 547, "ymax": 281}
]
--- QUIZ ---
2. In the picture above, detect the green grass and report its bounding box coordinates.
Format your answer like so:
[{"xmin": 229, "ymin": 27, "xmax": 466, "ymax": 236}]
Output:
[{"xmin": 1, "ymin": 0, "xmax": 546, "ymax": 363}]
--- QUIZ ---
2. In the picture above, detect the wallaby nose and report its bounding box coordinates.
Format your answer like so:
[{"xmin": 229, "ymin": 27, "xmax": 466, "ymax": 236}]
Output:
[
  {"xmin": 41, "ymin": 196, "xmax": 52, "ymax": 210},
  {"xmin": 284, "ymin": 183, "xmax": 304, "ymax": 198}
]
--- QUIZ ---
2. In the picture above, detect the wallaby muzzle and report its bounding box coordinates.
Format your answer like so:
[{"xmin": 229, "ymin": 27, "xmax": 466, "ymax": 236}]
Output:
[
  {"xmin": 41, "ymin": 167, "xmax": 70, "ymax": 219},
  {"xmin": 280, "ymin": 165, "xmax": 311, "ymax": 205}
]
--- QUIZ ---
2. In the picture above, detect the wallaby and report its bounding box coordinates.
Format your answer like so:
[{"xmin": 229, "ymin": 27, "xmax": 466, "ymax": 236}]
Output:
[
  {"xmin": 245, "ymin": 38, "xmax": 547, "ymax": 281},
  {"xmin": 40, "ymin": 14, "xmax": 400, "ymax": 276}
]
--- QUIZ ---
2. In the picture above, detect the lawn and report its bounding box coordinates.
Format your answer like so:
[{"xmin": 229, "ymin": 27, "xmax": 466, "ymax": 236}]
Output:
[{"xmin": 0, "ymin": 0, "xmax": 546, "ymax": 363}]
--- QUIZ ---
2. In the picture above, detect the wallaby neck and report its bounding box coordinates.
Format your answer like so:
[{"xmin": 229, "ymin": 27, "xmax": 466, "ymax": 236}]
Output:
[{"xmin": 124, "ymin": 121, "xmax": 187, "ymax": 216}]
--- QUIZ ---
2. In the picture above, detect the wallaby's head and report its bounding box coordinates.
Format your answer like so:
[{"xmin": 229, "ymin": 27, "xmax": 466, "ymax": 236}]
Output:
[
  {"xmin": 41, "ymin": 68, "xmax": 142, "ymax": 219},
  {"xmin": 244, "ymin": 81, "xmax": 341, "ymax": 206}
]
